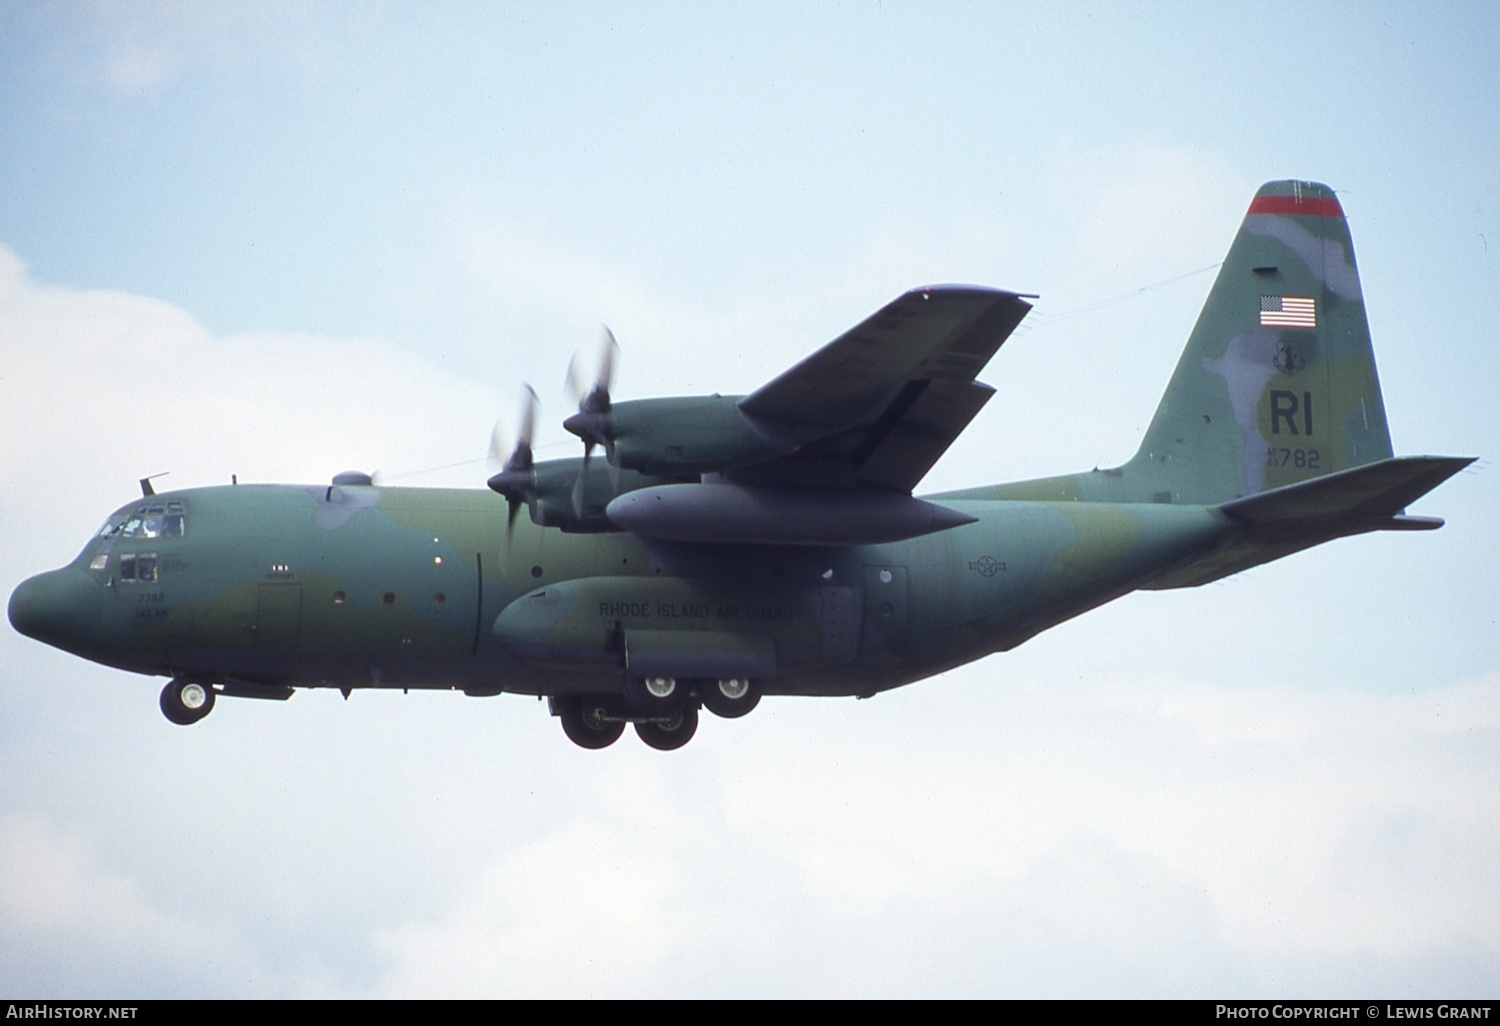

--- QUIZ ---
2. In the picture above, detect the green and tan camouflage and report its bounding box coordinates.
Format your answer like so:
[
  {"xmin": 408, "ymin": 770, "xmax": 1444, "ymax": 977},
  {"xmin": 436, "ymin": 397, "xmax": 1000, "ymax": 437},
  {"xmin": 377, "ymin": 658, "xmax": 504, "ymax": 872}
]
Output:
[
  {"xmin": 948, "ymin": 180, "xmax": 1394, "ymax": 507},
  {"xmin": 9, "ymin": 181, "xmax": 1473, "ymax": 750}
]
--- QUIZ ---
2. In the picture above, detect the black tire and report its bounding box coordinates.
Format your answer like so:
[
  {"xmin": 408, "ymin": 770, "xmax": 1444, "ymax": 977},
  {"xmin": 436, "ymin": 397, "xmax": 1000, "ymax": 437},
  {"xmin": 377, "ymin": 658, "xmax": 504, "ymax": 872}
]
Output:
[
  {"xmin": 700, "ymin": 677, "xmax": 760, "ymax": 719},
  {"xmin": 634, "ymin": 705, "xmax": 699, "ymax": 751},
  {"xmin": 624, "ymin": 674, "xmax": 688, "ymax": 716},
  {"xmin": 557, "ymin": 696, "xmax": 626, "ymax": 750},
  {"xmin": 160, "ymin": 678, "xmax": 215, "ymax": 726}
]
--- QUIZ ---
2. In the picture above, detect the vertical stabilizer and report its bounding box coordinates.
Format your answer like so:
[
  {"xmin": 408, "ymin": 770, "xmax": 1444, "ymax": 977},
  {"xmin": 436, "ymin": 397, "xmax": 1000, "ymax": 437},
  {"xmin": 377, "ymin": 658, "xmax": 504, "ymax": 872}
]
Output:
[{"xmin": 1124, "ymin": 180, "xmax": 1393, "ymax": 504}]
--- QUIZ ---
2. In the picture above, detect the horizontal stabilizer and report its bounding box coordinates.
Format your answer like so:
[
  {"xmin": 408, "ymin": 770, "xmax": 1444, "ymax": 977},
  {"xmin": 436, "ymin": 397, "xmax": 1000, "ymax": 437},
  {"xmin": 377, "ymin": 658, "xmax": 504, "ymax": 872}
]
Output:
[
  {"xmin": 1146, "ymin": 455, "xmax": 1473, "ymax": 590},
  {"xmin": 1219, "ymin": 455, "xmax": 1475, "ymax": 526}
]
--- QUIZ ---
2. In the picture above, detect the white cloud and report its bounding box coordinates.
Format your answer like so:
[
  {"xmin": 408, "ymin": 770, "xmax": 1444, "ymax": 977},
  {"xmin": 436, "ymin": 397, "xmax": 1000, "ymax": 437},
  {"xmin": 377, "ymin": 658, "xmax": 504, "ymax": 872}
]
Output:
[
  {"xmin": 0, "ymin": 243, "xmax": 505, "ymax": 533},
  {"xmin": 333, "ymin": 669, "xmax": 1500, "ymax": 997},
  {"xmin": 0, "ymin": 813, "xmax": 271, "ymax": 996},
  {"xmin": 0, "ymin": 814, "xmax": 191, "ymax": 942},
  {"xmin": 368, "ymin": 822, "xmax": 676, "ymax": 998},
  {"xmin": 73, "ymin": 1, "xmax": 316, "ymax": 96}
]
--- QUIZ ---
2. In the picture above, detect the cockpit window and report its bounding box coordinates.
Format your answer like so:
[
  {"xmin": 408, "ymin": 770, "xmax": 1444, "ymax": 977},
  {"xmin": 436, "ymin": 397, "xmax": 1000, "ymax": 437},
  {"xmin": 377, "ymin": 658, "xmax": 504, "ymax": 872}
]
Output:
[{"xmin": 99, "ymin": 501, "xmax": 186, "ymax": 540}]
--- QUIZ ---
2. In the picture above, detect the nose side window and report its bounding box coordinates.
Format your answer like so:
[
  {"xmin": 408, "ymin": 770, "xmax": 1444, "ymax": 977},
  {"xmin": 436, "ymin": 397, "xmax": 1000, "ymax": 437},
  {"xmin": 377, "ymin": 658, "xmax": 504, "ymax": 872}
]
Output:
[{"xmin": 116, "ymin": 553, "xmax": 158, "ymax": 583}]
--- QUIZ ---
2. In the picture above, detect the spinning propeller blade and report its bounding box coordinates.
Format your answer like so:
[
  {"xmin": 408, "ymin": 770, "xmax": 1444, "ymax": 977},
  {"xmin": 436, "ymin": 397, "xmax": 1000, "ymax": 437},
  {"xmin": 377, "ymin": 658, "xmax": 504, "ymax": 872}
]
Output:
[
  {"xmin": 564, "ymin": 327, "xmax": 621, "ymax": 517},
  {"xmin": 486, "ymin": 385, "xmax": 539, "ymax": 542}
]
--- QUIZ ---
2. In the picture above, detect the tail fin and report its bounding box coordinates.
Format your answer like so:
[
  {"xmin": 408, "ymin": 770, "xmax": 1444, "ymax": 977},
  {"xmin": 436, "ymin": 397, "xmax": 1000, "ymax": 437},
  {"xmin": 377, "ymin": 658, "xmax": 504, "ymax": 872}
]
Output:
[{"xmin": 1123, "ymin": 180, "xmax": 1393, "ymax": 504}]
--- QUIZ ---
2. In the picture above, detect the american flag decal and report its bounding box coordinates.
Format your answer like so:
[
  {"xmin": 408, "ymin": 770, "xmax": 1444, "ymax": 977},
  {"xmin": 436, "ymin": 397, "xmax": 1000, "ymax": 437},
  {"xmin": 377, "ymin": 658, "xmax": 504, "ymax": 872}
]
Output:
[{"xmin": 1260, "ymin": 295, "xmax": 1316, "ymax": 329}]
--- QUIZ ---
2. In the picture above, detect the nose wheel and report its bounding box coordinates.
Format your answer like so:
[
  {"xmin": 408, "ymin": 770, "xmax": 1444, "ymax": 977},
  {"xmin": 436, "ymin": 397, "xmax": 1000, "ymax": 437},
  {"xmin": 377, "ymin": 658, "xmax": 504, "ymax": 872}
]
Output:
[{"xmin": 160, "ymin": 678, "xmax": 216, "ymax": 725}]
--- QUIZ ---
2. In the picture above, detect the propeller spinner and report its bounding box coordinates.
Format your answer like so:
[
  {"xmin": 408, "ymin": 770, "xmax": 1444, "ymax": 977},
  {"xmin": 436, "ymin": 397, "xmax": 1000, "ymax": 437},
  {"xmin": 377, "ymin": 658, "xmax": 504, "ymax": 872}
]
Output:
[{"xmin": 486, "ymin": 385, "xmax": 540, "ymax": 539}]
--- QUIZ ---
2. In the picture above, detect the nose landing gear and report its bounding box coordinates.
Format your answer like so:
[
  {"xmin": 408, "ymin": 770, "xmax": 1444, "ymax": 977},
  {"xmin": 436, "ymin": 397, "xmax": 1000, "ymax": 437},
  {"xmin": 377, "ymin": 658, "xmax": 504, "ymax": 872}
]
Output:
[{"xmin": 160, "ymin": 678, "xmax": 215, "ymax": 725}]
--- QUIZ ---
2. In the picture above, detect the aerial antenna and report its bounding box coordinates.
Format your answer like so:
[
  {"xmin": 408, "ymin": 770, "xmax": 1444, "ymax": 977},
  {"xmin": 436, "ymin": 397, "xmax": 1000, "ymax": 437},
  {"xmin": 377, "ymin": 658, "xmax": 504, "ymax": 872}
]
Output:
[
  {"xmin": 1023, "ymin": 262, "xmax": 1221, "ymax": 330},
  {"xmin": 139, "ymin": 472, "xmax": 169, "ymax": 497}
]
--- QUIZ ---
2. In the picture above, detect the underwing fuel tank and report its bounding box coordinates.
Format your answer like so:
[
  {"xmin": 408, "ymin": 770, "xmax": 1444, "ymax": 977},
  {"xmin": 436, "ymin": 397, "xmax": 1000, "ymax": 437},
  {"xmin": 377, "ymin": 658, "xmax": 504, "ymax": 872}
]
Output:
[
  {"xmin": 492, "ymin": 575, "xmax": 862, "ymax": 676},
  {"xmin": 604, "ymin": 483, "xmax": 976, "ymax": 545}
]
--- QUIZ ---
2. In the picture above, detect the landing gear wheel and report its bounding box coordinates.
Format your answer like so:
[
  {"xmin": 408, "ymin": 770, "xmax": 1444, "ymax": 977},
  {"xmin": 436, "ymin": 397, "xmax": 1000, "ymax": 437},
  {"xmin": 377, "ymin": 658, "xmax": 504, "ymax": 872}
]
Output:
[
  {"xmin": 700, "ymin": 677, "xmax": 760, "ymax": 719},
  {"xmin": 624, "ymin": 674, "xmax": 687, "ymax": 716},
  {"xmin": 557, "ymin": 696, "xmax": 626, "ymax": 750},
  {"xmin": 160, "ymin": 678, "xmax": 215, "ymax": 726},
  {"xmin": 634, "ymin": 705, "xmax": 699, "ymax": 751}
]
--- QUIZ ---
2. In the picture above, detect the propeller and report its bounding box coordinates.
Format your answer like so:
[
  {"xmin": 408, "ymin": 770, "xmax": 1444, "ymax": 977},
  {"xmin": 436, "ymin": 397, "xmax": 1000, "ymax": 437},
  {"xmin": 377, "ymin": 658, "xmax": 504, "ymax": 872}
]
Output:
[
  {"xmin": 563, "ymin": 326, "xmax": 621, "ymax": 516},
  {"xmin": 486, "ymin": 385, "xmax": 540, "ymax": 540}
]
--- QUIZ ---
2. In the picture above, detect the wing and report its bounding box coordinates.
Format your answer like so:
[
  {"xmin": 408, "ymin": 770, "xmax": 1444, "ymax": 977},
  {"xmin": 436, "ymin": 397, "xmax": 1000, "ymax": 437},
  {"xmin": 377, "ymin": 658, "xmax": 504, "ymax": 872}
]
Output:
[{"xmin": 735, "ymin": 286, "xmax": 1032, "ymax": 491}]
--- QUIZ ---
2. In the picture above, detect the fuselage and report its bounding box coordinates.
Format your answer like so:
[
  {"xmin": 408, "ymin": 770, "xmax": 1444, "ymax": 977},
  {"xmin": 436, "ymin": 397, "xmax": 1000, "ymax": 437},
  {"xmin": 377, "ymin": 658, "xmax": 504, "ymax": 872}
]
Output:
[{"xmin": 9, "ymin": 482, "xmax": 1233, "ymax": 699}]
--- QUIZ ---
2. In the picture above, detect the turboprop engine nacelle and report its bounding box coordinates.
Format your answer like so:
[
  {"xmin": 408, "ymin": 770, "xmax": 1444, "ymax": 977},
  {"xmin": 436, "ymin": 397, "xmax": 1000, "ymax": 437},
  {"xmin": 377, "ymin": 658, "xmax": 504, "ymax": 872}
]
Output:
[
  {"xmin": 605, "ymin": 395, "xmax": 809, "ymax": 476},
  {"xmin": 520, "ymin": 460, "xmax": 681, "ymax": 533}
]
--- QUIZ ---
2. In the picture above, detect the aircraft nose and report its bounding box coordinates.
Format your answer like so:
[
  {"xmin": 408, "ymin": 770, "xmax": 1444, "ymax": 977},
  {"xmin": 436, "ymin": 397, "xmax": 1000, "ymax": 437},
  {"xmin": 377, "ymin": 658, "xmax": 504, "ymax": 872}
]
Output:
[{"xmin": 8, "ymin": 568, "xmax": 102, "ymax": 656}]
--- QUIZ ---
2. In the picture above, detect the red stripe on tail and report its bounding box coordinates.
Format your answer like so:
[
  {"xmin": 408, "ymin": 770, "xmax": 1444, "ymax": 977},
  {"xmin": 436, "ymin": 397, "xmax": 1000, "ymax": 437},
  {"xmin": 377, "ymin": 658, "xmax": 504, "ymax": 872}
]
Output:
[{"xmin": 1247, "ymin": 195, "xmax": 1344, "ymax": 218}]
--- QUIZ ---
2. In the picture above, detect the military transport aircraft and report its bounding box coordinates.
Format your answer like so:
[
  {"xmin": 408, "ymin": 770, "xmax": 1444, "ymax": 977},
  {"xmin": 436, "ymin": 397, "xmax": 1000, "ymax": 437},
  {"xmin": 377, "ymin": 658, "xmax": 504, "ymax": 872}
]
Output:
[{"xmin": 9, "ymin": 180, "xmax": 1474, "ymax": 750}]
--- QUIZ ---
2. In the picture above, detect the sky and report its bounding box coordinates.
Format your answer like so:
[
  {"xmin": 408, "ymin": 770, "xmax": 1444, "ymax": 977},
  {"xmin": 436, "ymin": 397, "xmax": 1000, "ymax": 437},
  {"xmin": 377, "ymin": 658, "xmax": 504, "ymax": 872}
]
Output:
[{"xmin": 1, "ymin": 0, "xmax": 1497, "ymax": 998}]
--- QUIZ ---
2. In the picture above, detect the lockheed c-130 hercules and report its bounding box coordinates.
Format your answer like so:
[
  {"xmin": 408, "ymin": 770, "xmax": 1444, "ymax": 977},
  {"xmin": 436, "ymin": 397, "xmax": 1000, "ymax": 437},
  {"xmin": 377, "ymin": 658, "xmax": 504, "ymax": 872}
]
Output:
[{"xmin": 9, "ymin": 180, "xmax": 1474, "ymax": 750}]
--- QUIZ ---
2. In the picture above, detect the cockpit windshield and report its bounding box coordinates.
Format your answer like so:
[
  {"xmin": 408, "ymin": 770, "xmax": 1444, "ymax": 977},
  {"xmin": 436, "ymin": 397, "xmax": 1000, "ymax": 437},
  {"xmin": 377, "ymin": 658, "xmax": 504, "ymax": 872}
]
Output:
[{"xmin": 98, "ymin": 500, "xmax": 187, "ymax": 540}]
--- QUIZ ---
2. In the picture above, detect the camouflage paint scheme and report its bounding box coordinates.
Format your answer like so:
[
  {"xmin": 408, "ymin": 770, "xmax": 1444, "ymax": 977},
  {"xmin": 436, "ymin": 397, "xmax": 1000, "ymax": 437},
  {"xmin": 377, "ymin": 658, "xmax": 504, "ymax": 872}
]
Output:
[{"xmin": 9, "ymin": 181, "xmax": 1473, "ymax": 749}]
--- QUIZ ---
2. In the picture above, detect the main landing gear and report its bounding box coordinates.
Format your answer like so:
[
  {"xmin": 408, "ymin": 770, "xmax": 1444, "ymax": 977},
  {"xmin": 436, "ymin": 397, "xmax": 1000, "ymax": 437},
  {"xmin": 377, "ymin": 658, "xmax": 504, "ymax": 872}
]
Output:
[
  {"xmin": 554, "ymin": 675, "xmax": 760, "ymax": 750},
  {"xmin": 634, "ymin": 706, "xmax": 698, "ymax": 751},
  {"xmin": 160, "ymin": 677, "xmax": 216, "ymax": 725},
  {"xmin": 556, "ymin": 696, "xmax": 627, "ymax": 749},
  {"xmin": 554, "ymin": 693, "xmax": 700, "ymax": 751},
  {"xmin": 700, "ymin": 676, "xmax": 760, "ymax": 719}
]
